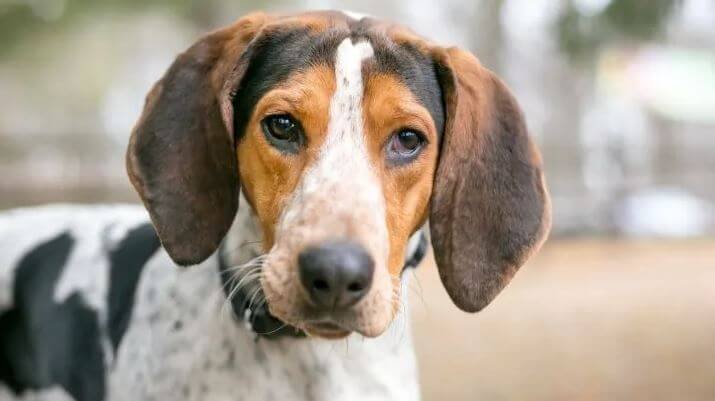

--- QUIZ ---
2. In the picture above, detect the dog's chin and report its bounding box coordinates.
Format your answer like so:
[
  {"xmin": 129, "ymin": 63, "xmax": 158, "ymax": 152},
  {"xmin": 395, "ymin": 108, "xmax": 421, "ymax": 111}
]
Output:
[
  {"xmin": 266, "ymin": 305, "xmax": 395, "ymax": 339},
  {"xmin": 263, "ymin": 302, "xmax": 353, "ymax": 339},
  {"xmin": 300, "ymin": 317, "xmax": 392, "ymax": 339},
  {"xmin": 262, "ymin": 282, "xmax": 396, "ymax": 339}
]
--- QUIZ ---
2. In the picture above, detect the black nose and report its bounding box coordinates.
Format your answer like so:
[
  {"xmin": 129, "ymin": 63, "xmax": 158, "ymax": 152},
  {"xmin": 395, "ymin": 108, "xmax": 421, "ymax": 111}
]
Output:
[{"xmin": 298, "ymin": 241, "xmax": 374, "ymax": 310}]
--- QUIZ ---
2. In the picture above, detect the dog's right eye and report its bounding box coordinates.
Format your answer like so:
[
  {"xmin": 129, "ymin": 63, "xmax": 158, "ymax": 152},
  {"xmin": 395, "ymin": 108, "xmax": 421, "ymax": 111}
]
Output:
[{"xmin": 261, "ymin": 114, "xmax": 304, "ymax": 153}]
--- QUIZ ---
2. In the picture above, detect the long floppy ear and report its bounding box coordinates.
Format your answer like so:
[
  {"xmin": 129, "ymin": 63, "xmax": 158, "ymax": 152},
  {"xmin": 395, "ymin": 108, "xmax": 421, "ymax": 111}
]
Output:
[
  {"xmin": 126, "ymin": 13, "xmax": 270, "ymax": 266},
  {"xmin": 430, "ymin": 47, "xmax": 552, "ymax": 312}
]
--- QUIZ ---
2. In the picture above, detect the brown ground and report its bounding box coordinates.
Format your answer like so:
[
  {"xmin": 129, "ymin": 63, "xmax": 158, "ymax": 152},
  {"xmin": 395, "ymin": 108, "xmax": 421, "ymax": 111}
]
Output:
[{"xmin": 410, "ymin": 239, "xmax": 715, "ymax": 401}]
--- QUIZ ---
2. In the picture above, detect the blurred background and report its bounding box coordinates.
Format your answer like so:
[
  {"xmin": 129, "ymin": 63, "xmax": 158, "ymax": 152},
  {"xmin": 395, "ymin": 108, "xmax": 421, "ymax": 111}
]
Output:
[{"xmin": 0, "ymin": 0, "xmax": 713, "ymax": 400}]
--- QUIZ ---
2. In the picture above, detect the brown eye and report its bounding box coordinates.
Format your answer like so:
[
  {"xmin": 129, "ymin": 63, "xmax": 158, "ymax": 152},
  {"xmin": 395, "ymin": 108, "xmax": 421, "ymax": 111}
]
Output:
[
  {"xmin": 386, "ymin": 130, "xmax": 426, "ymax": 165},
  {"xmin": 262, "ymin": 114, "xmax": 304, "ymax": 153}
]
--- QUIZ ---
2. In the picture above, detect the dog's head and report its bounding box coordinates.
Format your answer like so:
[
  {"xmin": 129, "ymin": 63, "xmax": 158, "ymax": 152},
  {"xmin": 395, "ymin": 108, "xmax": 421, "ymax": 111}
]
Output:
[{"xmin": 127, "ymin": 11, "xmax": 551, "ymax": 338}]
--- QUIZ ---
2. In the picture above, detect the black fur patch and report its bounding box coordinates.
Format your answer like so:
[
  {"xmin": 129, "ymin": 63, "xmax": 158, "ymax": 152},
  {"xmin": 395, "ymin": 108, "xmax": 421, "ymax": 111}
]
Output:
[
  {"xmin": 346, "ymin": 17, "xmax": 445, "ymax": 136},
  {"xmin": 232, "ymin": 27, "xmax": 346, "ymax": 141},
  {"xmin": 0, "ymin": 232, "xmax": 106, "ymax": 401},
  {"xmin": 370, "ymin": 40, "xmax": 445, "ymax": 137},
  {"xmin": 107, "ymin": 222, "xmax": 161, "ymax": 352},
  {"xmin": 232, "ymin": 23, "xmax": 444, "ymax": 141}
]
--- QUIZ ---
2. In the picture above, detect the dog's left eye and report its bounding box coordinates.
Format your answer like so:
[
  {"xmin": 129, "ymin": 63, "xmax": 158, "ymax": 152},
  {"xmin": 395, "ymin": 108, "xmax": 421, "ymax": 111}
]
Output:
[
  {"xmin": 386, "ymin": 130, "xmax": 426, "ymax": 165},
  {"xmin": 262, "ymin": 114, "xmax": 304, "ymax": 153}
]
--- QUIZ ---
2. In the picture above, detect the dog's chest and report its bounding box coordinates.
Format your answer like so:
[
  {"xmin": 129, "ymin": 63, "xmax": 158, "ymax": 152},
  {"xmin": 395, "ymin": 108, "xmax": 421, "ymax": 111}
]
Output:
[
  {"xmin": 0, "ymin": 206, "xmax": 420, "ymax": 401},
  {"xmin": 109, "ymin": 251, "xmax": 420, "ymax": 401}
]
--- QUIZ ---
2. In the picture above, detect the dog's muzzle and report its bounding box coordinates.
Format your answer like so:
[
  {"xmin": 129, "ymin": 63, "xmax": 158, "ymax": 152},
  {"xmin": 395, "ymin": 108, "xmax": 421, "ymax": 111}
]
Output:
[{"xmin": 219, "ymin": 232, "xmax": 428, "ymax": 339}]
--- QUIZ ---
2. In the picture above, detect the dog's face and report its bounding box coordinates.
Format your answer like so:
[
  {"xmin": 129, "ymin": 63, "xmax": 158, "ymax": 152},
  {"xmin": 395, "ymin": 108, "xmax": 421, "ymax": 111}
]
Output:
[
  {"xmin": 127, "ymin": 11, "xmax": 551, "ymax": 338},
  {"xmin": 234, "ymin": 27, "xmax": 442, "ymax": 337}
]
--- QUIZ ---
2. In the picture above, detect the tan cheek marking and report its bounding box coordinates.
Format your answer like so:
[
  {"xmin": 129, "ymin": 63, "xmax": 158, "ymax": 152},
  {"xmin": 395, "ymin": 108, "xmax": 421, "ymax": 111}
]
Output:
[
  {"xmin": 236, "ymin": 65, "xmax": 336, "ymax": 249},
  {"xmin": 362, "ymin": 74, "xmax": 439, "ymax": 276}
]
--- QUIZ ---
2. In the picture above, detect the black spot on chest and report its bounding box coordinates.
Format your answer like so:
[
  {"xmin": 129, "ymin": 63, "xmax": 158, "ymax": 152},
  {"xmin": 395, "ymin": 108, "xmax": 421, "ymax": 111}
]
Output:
[{"xmin": 232, "ymin": 28, "xmax": 344, "ymax": 141}]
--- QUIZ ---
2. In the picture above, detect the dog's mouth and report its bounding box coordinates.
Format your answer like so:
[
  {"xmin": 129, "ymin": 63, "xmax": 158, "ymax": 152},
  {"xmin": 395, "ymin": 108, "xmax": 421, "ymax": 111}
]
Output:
[
  {"xmin": 302, "ymin": 320, "xmax": 351, "ymax": 339},
  {"xmin": 221, "ymin": 254, "xmax": 356, "ymax": 339}
]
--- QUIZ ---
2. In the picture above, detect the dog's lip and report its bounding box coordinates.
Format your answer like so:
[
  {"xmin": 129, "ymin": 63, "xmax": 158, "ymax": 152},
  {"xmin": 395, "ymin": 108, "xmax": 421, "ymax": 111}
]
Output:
[
  {"xmin": 309, "ymin": 321, "xmax": 343, "ymax": 331},
  {"xmin": 303, "ymin": 320, "xmax": 351, "ymax": 339}
]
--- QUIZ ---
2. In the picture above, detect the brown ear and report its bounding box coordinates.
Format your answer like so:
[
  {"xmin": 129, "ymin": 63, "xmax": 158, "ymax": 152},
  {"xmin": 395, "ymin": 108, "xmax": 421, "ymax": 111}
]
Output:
[
  {"xmin": 430, "ymin": 47, "xmax": 552, "ymax": 312},
  {"xmin": 126, "ymin": 13, "xmax": 269, "ymax": 266}
]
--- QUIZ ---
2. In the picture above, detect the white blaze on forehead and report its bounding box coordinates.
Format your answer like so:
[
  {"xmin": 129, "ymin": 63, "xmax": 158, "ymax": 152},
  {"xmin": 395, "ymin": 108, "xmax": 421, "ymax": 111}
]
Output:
[
  {"xmin": 317, "ymin": 38, "xmax": 379, "ymax": 226},
  {"xmin": 342, "ymin": 10, "xmax": 371, "ymax": 21},
  {"xmin": 266, "ymin": 38, "xmax": 396, "ymax": 335},
  {"xmin": 323, "ymin": 38, "xmax": 374, "ymax": 152},
  {"xmin": 277, "ymin": 37, "xmax": 387, "ymax": 256}
]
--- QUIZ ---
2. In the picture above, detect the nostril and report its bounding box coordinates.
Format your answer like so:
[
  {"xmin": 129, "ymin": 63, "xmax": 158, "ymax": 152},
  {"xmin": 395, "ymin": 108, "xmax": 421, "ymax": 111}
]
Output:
[
  {"xmin": 298, "ymin": 240, "xmax": 374, "ymax": 309},
  {"xmin": 346, "ymin": 281, "xmax": 364, "ymax": 292},
  {"xmin": 313, "ymin": 279, "xmax": 330, "ymax": 292}
]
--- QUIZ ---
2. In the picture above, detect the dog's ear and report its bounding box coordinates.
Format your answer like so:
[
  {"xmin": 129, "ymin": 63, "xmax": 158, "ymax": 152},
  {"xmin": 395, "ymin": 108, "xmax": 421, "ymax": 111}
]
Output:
[
  {"xmin": 126, "ymin": 13, "xmax": 270, "ymax": 266},
  {"xmin": 429, "ymin": 47, "xmax": 551, "ymax": 312}
]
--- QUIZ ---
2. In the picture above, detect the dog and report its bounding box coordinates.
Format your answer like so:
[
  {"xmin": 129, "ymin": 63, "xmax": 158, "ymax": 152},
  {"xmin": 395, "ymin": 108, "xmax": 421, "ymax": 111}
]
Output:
[{"xmin": 0, "ymin": 10, "xmax": 551, "ymax": 401}]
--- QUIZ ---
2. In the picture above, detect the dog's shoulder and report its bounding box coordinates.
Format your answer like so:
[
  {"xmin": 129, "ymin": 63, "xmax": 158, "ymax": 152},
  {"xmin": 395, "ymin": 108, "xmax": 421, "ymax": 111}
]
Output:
[
  {"xmin": 0, "ymin": 204, "xmax": 164, "ymax": 401},
  {"xmin": 0, "ymin": 204, "xmax": 152, "ymax": 308}
]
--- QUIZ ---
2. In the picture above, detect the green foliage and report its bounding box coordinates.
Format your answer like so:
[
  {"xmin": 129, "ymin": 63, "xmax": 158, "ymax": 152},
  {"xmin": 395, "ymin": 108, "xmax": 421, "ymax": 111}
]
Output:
[
  {"xmin": 556, "ymin": 0, "xmax": 682, "ymax": 62},
  {"xmin": 0, "ymin": 0, "xmax": 684, "ymax": 63},
  {"xmin": 0, "ymin": 0, "xmax": 199, "ymax": 58}
]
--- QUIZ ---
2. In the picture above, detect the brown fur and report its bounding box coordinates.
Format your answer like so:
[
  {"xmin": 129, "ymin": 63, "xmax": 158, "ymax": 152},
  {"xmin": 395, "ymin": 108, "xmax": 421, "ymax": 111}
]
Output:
[
  {"xmin": 127, "ymin": 13, "xmax": 271, "ymax": 265},
  {"xmin": 237, "ymin": 65, "xmax": 336, "ymax": 248},
  {"xmin": 429, "ymin": 47, "xmax": 552, "ymax": 312},
  {"xmin": 362, "ymin": 73, "xmax": 439, "ymax": 276}
]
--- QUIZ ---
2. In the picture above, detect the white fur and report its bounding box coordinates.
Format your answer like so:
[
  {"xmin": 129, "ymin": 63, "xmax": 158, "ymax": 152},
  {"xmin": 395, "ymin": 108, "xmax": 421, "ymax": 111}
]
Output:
[
  {"xmin": 283, "ymin": 38, "xmax": 382, "ymax": 246},
  {"xmin": 319, "ymin": 37, "xmax": 388, "ymax": 294},
  {"xmin": 0, "ymin": 37, "xmax": 420, "ymax": 401},
  {"xmin": 265, "ymin": 38, "xmax": 395, "ymax": 335},
  {"xmin": 0, "ymin": 205, "xmax": 147, "ymax": 314},
  {"xmin": 342, "ymin": 10, "xmax": 370, "ymax": 20},
  {"xmin": 0, "ymin": 205, "xmax": 420, "ymax": 401},
  {"xmin": 54, "ymin": 209, "xmax": 147, "ymax": 313}
]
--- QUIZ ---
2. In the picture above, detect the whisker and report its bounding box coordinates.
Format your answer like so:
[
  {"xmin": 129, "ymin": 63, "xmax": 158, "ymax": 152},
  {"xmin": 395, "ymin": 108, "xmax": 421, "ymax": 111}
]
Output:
[
  {"xmin": 221, "ymin": 240, "xmax": 265, "ymax": 257},
  {"xmin": 224, "ymin": 269, "xmax": 261, "ymax": 299},
  {"xmin": 246, "ymin": 280, "xmax": 266, "ymax": 311},
  {"xmin": 387, "ymin": 278, "xmax": 409, "ymax": 344},
  {"xmin": 222, "ymin": 255, "xmax": 267, "ymax": 273},
  {"xmin": 221, "ymin": 264, "xmax": 260, "ymax": 293},
  {"xmin": 224, "ymin": 255, "xmax": 265, "ymax": 280},
  {"xmin": 407, "ymin": 269, "xmax": 428, "ymax": 311},
  {"xmin": 220, "ymin": 253, "xmax": 267, "ymax": 317},
  {"xmin": 227, "ymin": 271, "xmax": 261, "ymax": 303},
  {"xmin": 257, "ymin": 322, "xmax": 289, "ymax": 336}
]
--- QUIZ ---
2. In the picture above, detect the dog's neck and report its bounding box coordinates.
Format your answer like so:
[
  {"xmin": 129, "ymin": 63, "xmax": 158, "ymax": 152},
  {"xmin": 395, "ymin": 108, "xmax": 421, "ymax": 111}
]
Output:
[
  {"xmin": 219, "ymin": 192, "xmax": 428, "ymax": 339},
  {"xmin": 221, "ymin": 192, "xmax": 265, "ymax": 268},
  {"xmin": 218, "ymin": 192, "xmax": 301, "ymax": 338}
]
